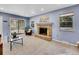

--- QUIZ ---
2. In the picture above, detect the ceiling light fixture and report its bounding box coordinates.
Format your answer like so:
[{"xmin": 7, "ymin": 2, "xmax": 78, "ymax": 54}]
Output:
[
  {"xmin": 32, "ymin": 11, "xmax": 35, "ymax": 14},
  {"xmin": 41, "ymin": 8, "xmax": 44, "ymax": 11},
  {"xmin": 0, "ymin": 8, "xmax": 4, "ymax": 10}
]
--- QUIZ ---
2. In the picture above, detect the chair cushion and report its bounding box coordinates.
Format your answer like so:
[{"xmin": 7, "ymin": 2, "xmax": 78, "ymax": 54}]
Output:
[{"xmin": 27, "ymin": 29, "xmax": 32, "ymax": 33}]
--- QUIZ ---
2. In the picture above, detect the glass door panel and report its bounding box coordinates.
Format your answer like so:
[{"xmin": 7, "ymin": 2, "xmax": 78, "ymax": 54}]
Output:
[
  {"xmin": 18, "ymin": 20, "xmax": 24, "ymax": 33},
  {"xmin": 10, "ymin": 19, "xmax": 18, "ymax": 33}
]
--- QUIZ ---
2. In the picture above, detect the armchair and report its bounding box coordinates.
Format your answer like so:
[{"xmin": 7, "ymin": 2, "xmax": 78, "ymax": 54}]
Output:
[
  {"xmin": 25, "ymin": 27, "xmax": 32, "ymax": 35},
  {"xmin": 25, "ymin": 29, "xmax": 32, "ymax": 35}
]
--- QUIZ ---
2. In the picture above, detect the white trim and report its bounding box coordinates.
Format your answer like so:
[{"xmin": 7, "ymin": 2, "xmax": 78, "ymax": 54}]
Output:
[
  {"xmin": 60, "ymin": 13, "xmax": 74, "ymax": 17},
  {"xmin": 53, "ymin": 39, "xmax": 77, "ymax": 47},
  {"xmin": 59, "ymin": 27, "xmax": 74, "ymax": 32}
]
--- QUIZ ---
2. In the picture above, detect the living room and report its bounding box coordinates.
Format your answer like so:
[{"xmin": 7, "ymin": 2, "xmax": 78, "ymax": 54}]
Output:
[{"xmin": 0, "ymin": 4, "xmax": 79, "ymax": 55}]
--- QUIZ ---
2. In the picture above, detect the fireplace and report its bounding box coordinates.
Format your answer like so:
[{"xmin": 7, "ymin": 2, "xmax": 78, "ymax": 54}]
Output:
[
  {"xmin": 39, "ymin": 28, "xmax": 47, "ymax": 35},
  {"xmin": 35, "ymin": 23, "xmax": 52, "ymax": 41}
]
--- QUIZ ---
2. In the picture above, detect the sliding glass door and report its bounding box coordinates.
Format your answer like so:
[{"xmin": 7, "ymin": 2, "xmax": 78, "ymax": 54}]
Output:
[{"xmin": 9, "ymin": 18, "xmax": 25, "ymax": 34}]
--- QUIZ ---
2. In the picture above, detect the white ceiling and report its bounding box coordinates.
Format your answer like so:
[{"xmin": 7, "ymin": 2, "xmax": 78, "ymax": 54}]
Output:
[{"xmin": 0, "ymin": 4, "xmax": 75, "ymax": 17}]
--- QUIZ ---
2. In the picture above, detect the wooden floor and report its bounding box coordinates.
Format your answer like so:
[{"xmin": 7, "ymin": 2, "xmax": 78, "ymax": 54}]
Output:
[{"xmin": 3, "ymin": 34, "xmax": 79, "ymax": 55}]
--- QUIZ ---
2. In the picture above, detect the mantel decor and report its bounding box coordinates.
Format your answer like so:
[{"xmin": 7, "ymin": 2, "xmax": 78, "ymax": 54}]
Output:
[{"xmin": 40, "ymin": 15, "xmax": 49, "ymax": 23}]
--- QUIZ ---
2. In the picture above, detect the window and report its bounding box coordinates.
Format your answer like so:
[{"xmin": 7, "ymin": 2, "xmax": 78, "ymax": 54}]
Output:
[{"xmin": 59, "ymin": 13, "xmax": 74, "ymax": 31}]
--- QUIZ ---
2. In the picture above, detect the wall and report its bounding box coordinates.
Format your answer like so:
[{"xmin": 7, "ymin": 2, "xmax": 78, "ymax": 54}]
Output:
[
  {"xmin": 30, "ymin": 5, "xmax": 79, "ymax": 44},
  {"xmin": 0, "ymin": 12, "xmax": 30, "ymax": 40},
  {"xmin": 0, "ymin": 16, "xmax": 3, "ymax": 39}
]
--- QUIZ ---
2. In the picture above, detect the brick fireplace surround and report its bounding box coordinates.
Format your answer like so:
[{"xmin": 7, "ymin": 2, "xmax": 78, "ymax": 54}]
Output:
[{"xmin": 35, "ymin": 23, "xmax": 52, "ymax": 41}]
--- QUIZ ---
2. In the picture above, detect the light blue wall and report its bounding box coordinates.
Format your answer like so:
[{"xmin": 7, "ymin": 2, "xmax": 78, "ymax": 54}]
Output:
[
  {"xmin": 0, "ymin": 12, "xmax": 30, "ymax": 40},
  {"xmin": 30, "ymin": 5, "xmax": 79, "ymax": 44}
]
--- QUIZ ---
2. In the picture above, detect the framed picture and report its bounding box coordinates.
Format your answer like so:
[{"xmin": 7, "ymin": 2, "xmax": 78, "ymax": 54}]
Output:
[{"xmin": 31, "ymin": 21, "xmax": 34, "ymax": 27}]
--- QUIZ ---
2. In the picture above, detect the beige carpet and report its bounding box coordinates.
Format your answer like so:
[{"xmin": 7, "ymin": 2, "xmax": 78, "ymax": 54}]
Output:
[{"xmin": 3, "ymin": 34, "xmax": 79, "ymax": 55}]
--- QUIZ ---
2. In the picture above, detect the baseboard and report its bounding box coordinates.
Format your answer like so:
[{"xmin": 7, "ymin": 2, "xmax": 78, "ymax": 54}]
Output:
[{"xmin": 53, "ymin": 39, "xmax": 77, "ymax": 47}]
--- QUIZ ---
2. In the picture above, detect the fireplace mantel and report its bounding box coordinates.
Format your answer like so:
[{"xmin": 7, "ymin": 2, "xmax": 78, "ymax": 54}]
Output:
[{"xmin": 37, "ymin": 23, "xmax": 52, "ymax": 26}]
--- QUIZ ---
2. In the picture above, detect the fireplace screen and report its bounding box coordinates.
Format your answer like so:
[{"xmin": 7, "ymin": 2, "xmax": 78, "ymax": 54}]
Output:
[{"xmin": 39, "ymin": 28, "xmax": 47, "ymax": 35}]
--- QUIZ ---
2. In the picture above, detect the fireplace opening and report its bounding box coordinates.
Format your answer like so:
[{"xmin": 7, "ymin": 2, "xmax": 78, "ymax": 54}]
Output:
[{"xmin": 39, "ymin": 28, "xmax": 47, "ymax": 35}]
